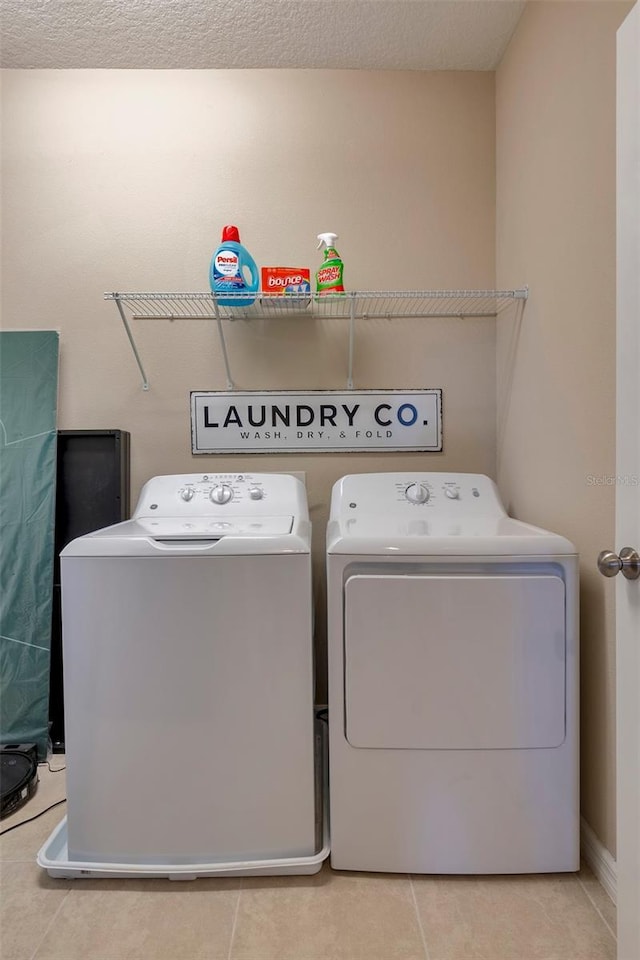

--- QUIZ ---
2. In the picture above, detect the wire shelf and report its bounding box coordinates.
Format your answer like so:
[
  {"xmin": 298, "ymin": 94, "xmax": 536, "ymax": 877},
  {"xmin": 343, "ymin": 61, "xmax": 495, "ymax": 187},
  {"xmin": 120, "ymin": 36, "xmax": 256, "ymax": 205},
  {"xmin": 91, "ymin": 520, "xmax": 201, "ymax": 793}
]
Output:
[
  {"xmin": 106, "ymin": 289, "xmax": 527, "ymax": 322},
  {"xmin": 105, "ymin": 289, "xmax": 528, "ymax": 390}
]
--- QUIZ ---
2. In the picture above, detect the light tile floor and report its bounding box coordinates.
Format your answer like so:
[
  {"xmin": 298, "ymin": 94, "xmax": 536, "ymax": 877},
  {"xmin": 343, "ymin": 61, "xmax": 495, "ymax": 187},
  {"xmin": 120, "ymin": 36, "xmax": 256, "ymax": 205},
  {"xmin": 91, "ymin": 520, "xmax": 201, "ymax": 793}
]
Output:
[{"xmin": 0, "ymin": 761, "xmax": 616, "ymax": 960}]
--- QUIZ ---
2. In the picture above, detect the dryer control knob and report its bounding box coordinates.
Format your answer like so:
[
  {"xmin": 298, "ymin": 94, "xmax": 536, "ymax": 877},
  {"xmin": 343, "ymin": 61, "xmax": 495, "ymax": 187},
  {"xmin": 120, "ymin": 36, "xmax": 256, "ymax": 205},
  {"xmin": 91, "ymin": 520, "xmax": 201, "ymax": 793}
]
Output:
[
  {"xmin": 444, "ymin": 487, "xmax": 459, "ymax": 500},
  {"xmin": 405, "ymin": 483, "xmax": 430, "ymax": 504},
  {"xmin": 248, "ymin": 486, "xmax": 263, "ymax": 500},
  {"xmin": 179, "ymin": 487, "xmax": 195, "ymax": 502},
  {"xmin": 210, "ymin": 484, "xmax": 233, "ymax": 504}
]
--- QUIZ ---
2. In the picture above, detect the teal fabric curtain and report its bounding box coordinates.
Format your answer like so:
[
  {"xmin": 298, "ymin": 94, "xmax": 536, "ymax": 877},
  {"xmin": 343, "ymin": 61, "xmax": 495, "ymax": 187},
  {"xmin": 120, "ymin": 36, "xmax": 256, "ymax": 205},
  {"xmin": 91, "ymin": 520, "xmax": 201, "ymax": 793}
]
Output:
[{"xmin": 0, "ymin": 331, "xmax": 59, "ymax": 757}]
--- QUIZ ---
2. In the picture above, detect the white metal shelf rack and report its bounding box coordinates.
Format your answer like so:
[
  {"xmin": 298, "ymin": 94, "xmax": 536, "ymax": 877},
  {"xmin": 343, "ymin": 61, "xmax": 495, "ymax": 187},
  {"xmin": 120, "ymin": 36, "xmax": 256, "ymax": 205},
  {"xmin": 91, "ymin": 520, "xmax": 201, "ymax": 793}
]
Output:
[{"xmin": 106, "ymin": 288, "xmax": 528, "ymax": 391}]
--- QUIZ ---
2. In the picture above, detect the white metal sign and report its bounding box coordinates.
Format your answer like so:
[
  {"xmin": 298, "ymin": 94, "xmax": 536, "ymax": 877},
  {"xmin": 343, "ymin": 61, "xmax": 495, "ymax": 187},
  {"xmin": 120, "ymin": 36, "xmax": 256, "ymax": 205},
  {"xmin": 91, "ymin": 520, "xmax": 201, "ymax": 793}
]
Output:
[{"xmin": 191, "ymin": 390, "xmax": 442, "ymax": 454}]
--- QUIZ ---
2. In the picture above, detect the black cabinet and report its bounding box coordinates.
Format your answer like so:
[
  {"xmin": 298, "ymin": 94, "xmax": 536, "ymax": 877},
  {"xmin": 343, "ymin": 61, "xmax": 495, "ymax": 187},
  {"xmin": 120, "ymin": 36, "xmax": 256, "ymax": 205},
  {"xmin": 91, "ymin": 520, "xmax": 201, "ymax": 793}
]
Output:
[{"xmin": 49, "ymin": 430, "xmax": 130, "ymax": 751}]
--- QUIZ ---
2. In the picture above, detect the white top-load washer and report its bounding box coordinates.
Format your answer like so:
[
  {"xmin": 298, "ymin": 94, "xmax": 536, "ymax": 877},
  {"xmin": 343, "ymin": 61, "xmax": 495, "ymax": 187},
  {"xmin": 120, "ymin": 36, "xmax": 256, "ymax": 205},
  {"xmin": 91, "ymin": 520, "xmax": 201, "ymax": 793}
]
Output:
[
  {"xmin": 39, "ymin": 473, "xmax": 327, "ymax": 879},
  {"xmin": 327, "ymin": 472, "xmax": 579, "ymax": 874}
]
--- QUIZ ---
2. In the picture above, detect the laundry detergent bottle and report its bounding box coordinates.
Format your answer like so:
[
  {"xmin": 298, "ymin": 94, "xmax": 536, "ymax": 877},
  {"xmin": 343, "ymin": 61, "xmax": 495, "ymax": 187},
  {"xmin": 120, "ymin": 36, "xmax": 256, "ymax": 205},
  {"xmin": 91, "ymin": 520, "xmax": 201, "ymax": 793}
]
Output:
[
  {"xmin": 210, "ymin": 225, "xmax": 259, "ymax": 306},
  {"xmin": 316, "ymin": 232, "xmax": 345, "ymax": 296}
]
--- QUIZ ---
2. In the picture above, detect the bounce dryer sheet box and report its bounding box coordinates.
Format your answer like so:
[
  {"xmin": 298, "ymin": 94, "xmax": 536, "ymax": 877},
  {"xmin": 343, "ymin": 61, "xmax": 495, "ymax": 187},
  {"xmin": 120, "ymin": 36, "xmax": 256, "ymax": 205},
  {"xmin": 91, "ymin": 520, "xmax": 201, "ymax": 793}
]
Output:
[{"xmin": 261, "ymin": 267, "xmax": 311, "ymax": 307}]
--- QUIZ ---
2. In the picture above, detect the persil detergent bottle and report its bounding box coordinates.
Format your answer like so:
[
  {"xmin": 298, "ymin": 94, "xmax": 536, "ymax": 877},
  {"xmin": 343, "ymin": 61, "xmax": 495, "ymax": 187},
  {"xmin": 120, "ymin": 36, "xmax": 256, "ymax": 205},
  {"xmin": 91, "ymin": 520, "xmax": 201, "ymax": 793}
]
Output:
[
  {"xmin": 316, "ymin": 232, "xmax": 345, "ymax": 296},
  {"xmin": 210, "ymin": 225, "xmax": 259, "ymax": 306}
]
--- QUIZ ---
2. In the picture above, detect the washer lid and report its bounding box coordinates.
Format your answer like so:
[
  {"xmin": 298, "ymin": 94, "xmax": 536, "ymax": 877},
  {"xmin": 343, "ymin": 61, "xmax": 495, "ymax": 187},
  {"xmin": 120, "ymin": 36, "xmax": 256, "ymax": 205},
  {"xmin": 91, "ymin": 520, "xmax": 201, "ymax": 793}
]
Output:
[
  {"xmin": 60, "ymin": 516, "xmax": 311, "ymax": 557},
  {"xmin": 136, "ymin": 516, "xmax": 293, "ymax": 539}
]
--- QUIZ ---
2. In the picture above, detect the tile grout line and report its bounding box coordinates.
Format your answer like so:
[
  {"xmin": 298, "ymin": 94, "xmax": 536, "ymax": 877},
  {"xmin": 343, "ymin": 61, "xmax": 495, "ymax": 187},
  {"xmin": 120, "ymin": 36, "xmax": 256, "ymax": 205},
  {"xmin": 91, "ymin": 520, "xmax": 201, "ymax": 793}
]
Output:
[
  {"xmin": 226, "ymin": 876, "xmax": 244, "ymax": 960},
  {"xmin": 28, "ymin": 885, "xmax": 71, "ymax": 960},
  {"xmin": 576, "ymin": 873, "xmax": 617, "ymax": 942},
  {"xmin": 409, "ymin": 875, "xmax": 431, "ymax": 960}
]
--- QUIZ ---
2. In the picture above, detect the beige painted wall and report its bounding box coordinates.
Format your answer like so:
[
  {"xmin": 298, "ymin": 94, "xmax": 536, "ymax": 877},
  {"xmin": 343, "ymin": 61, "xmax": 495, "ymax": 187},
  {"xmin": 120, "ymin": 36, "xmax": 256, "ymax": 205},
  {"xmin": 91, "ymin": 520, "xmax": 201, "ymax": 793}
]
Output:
[
  {"xmin": 1, "ymin": 69, "xmax": 496, "ymax": 696},
  {"xmin": 496, "ymin": 1, "xmax": 632, "ymax": 856}
]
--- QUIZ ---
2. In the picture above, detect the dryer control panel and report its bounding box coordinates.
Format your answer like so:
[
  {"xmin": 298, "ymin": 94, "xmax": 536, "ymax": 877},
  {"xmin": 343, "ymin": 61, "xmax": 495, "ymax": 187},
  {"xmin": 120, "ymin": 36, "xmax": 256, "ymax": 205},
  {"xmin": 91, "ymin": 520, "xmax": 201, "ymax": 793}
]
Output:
[
  {"xmin": 331, "ymin": 473, "xmax": 507, "ymax": 519},
  {"xmin": 133, "ymin": 473, "xmax": 308, "ymax": 520}
]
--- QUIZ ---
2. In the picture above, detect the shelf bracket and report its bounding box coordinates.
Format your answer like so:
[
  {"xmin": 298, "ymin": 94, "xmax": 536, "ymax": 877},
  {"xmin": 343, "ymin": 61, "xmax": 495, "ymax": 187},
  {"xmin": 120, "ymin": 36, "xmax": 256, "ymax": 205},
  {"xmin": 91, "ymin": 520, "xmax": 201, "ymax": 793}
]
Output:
[
  {"xmin": 114, "ymin": 296, "xmax": 150, "ymax": 391},
  {"xmin": 211, "ymin": 299, "xmax": 235, "ymax": 391},
  {"xmin": 347, "ymin": 296, "xmax": 356, "ymax": 390}
]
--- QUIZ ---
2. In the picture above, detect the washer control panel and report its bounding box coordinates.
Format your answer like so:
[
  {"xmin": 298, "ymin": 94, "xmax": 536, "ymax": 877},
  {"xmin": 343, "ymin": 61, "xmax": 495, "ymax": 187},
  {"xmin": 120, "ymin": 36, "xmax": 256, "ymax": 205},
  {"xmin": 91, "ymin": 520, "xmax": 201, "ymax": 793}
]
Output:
[
  {"xmin": 332, "ymin": 473, "xmax": 506, "ymax": 519},
  {"xmin": 133, "ymin": 473, "xmax": 306, "ymax": 519}
]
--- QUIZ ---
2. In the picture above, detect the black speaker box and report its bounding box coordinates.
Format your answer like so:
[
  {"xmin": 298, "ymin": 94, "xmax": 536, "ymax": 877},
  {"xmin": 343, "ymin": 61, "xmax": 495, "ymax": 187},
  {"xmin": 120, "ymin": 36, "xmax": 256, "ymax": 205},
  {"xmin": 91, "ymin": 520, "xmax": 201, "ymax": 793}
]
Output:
[{"xmin": 49, "ymin": 430, "xmax": 131, "ymax": 751}]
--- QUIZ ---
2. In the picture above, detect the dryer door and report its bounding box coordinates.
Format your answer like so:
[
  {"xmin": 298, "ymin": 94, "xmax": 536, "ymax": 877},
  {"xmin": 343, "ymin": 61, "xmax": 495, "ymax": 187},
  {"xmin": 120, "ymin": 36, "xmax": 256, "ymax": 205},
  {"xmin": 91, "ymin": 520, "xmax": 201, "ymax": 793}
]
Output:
[{"xmin": 344, "ymin": 573, "xmax": 566, "ymax": 750}]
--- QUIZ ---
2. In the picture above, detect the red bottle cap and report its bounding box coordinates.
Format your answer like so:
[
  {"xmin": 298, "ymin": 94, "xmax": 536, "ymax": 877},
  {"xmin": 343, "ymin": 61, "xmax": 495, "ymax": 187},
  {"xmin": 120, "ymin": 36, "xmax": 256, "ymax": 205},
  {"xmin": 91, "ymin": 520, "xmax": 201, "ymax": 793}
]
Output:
[{"xmin": 222, "ymin": 225, "xmax": 240, "ymax": 242}]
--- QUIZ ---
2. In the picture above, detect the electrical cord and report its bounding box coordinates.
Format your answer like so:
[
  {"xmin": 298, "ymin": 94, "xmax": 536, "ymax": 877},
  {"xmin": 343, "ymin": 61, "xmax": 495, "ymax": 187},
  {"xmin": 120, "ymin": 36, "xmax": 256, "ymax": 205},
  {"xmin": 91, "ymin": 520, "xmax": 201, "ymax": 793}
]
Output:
[
  {"xmin": 0, "ymin": 797, "xmax": 67, "ymax": 836},
  {"xmin": 39, "ymin": 761, "xmax": 66, "ymax": 773}
]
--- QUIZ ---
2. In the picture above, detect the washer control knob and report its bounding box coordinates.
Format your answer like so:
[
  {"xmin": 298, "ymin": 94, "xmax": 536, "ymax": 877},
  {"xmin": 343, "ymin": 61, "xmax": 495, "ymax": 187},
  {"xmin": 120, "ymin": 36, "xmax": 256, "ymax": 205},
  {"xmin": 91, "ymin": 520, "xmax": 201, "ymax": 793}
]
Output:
[
  {"xmin": 248, "ymin": 486, "xmax": 263, "ymax": 500},
  {"xmin": 405, "ymin": 483, "xmax": 430, "ymax": 504},
  {"xmin": 210, "ymin": 484, "xmax": 233, "ymax": 504},
  {"xmin": 444, "ymin": 487, "xmax": 459, "ymax": 500},
  {"xmin": 179, "ymin": 487, "xmax": 195, "ymax": 502}
]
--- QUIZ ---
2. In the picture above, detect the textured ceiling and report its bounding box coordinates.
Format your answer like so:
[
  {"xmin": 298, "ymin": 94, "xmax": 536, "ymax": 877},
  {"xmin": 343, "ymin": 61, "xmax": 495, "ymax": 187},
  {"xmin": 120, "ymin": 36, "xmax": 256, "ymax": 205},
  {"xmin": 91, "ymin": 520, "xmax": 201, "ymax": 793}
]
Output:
[{"xmin": 0, "ymin": 0, "xmax": 525, "ymax": 70}]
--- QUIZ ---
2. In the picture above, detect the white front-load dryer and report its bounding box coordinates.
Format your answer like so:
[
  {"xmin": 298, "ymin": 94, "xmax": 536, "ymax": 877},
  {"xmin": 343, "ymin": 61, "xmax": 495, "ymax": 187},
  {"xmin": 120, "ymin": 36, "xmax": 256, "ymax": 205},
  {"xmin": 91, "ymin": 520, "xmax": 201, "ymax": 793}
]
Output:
[
  {"xmin": 327, "ymin": 473, "xmax": 579, "ymax": 874},
  {"xmin": 39, "ymin": 473, "xmax": 325, "ymax": 879}
]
